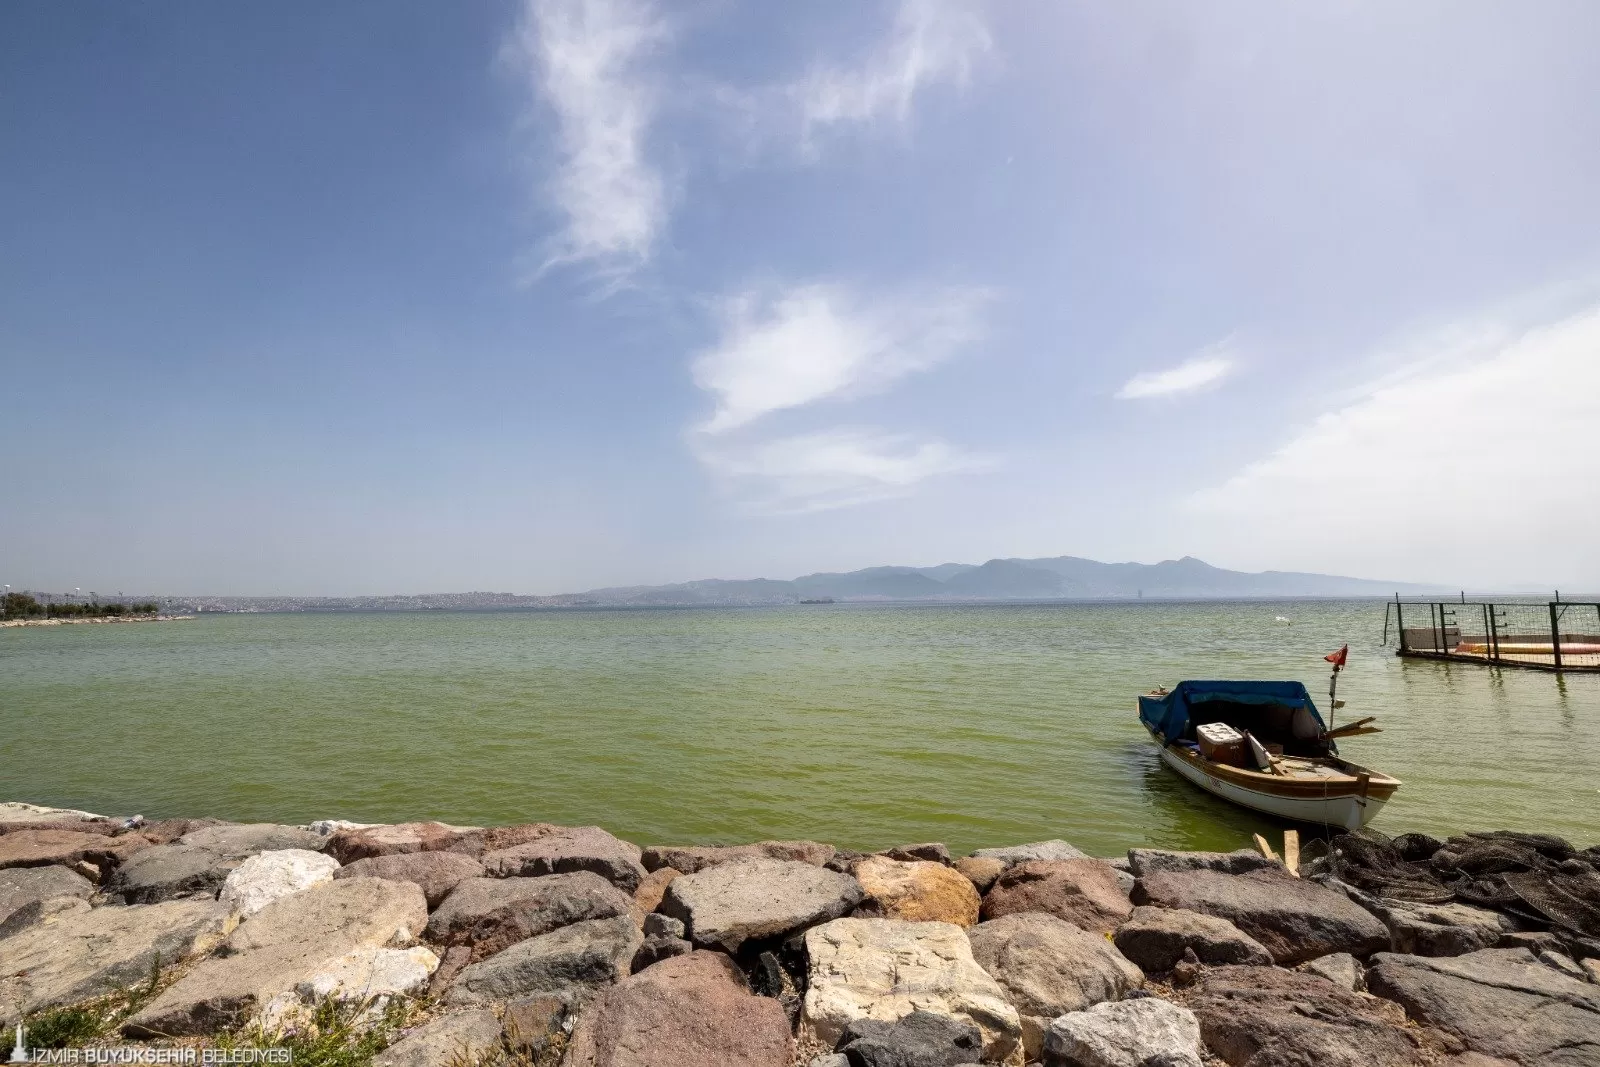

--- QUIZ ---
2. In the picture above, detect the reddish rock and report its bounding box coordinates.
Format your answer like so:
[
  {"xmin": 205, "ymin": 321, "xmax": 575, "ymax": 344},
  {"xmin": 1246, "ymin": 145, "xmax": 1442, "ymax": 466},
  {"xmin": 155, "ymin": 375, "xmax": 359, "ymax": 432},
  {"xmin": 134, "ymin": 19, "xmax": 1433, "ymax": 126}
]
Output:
[
  {"xmin": 0, "ymin": 829, "xmax": 150, "ymax": 875},
  {"xmin": 334, "ymin": 852, "xmax": 486, "ymax": 908},
  {"xmin": 634, "ymin": 867, "xmax": 681, "ymax": 914},
  {"xmin": 640, "ymin": 841, "xmax": 836, "ymax": 875},
  {"xmin": 562, "ymin": 951, "xmax": 792, "ymax": 1067},
  {"xmin": 1189, "ymin": 964, "xmax": 1427, "ymax": 1067},
  {"xmin": 980, "ymin": 859, "xmax": 1133, "ymax": 933},
  {"xmin": 481, "ymin": 826, "xmax": 646, "ymax": 893},
  {"xmin": 324, "ymin": 822, "xmax": 482, "ymax": 863}
]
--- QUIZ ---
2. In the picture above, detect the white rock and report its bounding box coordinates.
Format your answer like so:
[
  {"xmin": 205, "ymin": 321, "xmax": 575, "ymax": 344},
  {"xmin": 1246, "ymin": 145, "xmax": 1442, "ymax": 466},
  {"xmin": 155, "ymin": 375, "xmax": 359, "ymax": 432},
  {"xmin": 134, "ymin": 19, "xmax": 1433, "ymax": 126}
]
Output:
[
  {"xmin": 802, "ymin": 917, "xmax": 1021, "ymax": 1062},
  {"xmin": 221, "ymin": 849, "xmax": 340, "ymax": 917},
  {"xmin": 298, "ymin": 945, "xmax": 440, "ymax": 1001},
  {"xmin": 309, "ymin": 819, "xmax": 378, "ymax": 836},
  {"xmin": 1043, "ymin": 998, "xmax": 1203, "ymax": 1067}
]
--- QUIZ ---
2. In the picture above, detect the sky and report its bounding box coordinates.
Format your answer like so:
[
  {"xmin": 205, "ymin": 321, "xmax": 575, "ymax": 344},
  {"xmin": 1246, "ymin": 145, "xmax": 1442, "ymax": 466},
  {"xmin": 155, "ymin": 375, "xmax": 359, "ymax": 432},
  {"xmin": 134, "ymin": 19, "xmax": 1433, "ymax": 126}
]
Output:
[{"xmin": 3, "ymin": 0, "xmax": 1598, "ymax": 596}]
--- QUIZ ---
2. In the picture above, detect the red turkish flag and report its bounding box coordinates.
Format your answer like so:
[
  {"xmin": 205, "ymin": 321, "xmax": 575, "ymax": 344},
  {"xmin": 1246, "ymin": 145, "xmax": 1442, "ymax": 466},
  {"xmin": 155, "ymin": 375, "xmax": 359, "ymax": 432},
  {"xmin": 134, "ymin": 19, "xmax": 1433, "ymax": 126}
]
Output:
[{"xmin": 1324, "ymin": 644, "xmax": 1349, "ymax": 668}]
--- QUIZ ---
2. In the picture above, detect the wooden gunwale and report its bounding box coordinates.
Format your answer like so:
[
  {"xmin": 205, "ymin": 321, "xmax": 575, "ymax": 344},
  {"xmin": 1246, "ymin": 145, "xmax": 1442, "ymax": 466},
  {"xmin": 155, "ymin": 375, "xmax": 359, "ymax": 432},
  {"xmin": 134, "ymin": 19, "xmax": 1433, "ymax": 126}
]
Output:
[{"xmin": 1162, "ymin": 740, "xmax": 1401, "ymax": 801}]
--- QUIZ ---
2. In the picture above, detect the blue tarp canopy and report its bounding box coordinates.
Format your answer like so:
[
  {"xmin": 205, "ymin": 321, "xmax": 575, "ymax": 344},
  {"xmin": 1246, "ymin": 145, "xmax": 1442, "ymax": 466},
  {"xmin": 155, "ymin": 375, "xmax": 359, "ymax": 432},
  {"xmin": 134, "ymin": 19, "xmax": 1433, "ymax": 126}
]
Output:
[{"xmin": 1138, "ymin": 679, "xmax": 1325, "ymax": 746}]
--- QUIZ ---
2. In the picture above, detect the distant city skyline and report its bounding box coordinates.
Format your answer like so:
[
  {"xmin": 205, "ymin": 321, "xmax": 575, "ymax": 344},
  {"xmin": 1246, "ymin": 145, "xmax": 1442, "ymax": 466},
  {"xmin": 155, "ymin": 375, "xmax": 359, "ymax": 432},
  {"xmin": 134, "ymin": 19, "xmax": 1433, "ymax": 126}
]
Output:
[{"xmin": 3, "ymin": 2, "xmax": 1597, "ymax": 595}]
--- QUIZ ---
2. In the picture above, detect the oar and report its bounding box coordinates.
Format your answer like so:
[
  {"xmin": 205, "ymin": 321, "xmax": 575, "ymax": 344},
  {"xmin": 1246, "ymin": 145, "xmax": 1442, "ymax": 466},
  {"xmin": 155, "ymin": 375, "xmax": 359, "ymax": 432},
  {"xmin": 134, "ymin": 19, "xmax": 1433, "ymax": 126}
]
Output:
[{"xmin": 1323, "ymin": 716, "xmax": 1378, "ymax": 740}]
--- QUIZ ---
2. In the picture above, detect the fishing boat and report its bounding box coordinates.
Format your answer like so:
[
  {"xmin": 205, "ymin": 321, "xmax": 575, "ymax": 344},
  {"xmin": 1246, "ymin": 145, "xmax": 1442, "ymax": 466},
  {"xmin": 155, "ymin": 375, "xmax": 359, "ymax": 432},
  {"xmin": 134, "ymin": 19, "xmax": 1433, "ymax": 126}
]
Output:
[{"xmin": 1137, "ymin": 675, "xmax": 1400, "ymax": 831}]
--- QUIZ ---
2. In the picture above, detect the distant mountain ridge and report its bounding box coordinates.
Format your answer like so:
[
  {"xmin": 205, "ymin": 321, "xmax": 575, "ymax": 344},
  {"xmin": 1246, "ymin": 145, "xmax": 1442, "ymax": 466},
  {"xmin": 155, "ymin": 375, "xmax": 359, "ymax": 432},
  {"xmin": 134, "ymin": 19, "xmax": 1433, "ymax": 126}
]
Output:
[{"xmin": 117, "ymin": 555, "xmax": 1445, "ymax": 613}]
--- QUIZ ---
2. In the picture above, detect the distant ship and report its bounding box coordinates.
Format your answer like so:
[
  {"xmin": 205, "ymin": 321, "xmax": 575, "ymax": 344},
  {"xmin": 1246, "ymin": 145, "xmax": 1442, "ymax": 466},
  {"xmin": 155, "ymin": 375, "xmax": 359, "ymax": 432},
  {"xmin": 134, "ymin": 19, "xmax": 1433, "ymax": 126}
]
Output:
[{"xmin": 798, "ymin": 597, "xmax": 835, "ymax": 604}]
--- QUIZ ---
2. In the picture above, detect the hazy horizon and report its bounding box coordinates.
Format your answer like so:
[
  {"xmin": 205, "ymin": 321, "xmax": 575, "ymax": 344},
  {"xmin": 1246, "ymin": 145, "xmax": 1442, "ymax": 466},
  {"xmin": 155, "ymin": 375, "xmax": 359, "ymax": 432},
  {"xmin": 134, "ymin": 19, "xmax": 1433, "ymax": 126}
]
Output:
[{"xmin": 5, "ymin": 2, "xmax": 1598, "ymax": 595}]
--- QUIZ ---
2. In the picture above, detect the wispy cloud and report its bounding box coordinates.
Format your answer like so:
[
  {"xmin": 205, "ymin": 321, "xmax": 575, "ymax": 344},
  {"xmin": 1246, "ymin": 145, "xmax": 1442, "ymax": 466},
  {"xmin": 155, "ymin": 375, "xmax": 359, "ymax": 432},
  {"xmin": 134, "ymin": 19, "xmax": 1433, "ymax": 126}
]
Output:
[
  {"xmin": 689, "ymin": 280, "xmax": 991, "ymax": 512},
  {"xmin": 1188, "ymin": 303, "xmax": 1600, "ymax": 586},
  {"xmin": 1116, "ymin": 345, "xmax": 1236, "ymax": 400},
  {"xmin": 692, "ymin": 282, "xmax": 988, "ymax": 434},
  {"xmin": 694, "ymin": 428, "xmax": 990, "ymax": 514},
  {"xmin": 507, "ymin": 0, "xmax": 670, "ymax": 280},
  {"xmin": 797, "ymin": 0, "xmax": 990, "ymax": 139}
]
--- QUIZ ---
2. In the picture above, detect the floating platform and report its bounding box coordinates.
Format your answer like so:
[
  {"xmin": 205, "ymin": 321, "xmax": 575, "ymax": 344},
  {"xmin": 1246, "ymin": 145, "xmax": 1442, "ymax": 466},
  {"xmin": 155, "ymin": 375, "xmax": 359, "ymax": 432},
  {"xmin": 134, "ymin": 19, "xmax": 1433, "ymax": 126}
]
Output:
[{"xmin": 1387, "ymin": 597, "xmax": 1600, "ymax": 672}]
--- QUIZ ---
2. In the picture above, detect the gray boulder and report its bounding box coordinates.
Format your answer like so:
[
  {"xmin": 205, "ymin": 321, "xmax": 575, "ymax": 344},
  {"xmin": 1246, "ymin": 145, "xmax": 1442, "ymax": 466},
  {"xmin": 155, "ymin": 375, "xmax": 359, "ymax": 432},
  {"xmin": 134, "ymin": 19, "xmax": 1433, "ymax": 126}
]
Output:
[
  {"xmin": 1043, "ymin": 998, "xmax": 1204, "ymax": 1067},
  {"xmin": 641, "ymin": 840, "xmax": 837, "ymax": 874},
  {"xmin": 109, "ymin": 844, "xmax": 240, "ymax": 904},
  {"xmin": 177, "ymin": 823, "xmax": 325, "ymax": 855},
  {"xmin": 442, "ymin": 914, "xmax": 642, "ymax": 1007},
  {"xmin": 631, "ymin": 933, "xmax": 692, "ymax": 973},
  {"xmin": 643, "ymin": 913, "xmax": 685, "ymax": 939},
  {"xmin": 661, "ymin": 857, "xmax": 864, "ymax": 952},
  {"xmin": 1126, "ymin": 848, "xmax": 1278, "ymax": 878},
  {"xmin": 1366, "ymin": 948, "xmax": 1600, "ymax": 1065},
  {"xmin": 1132, "ymin": 868, "xmax": 1389, "ymax": 965},
  {"xmin": 0, "ymin": 898, "xmax": 229, "ymax": 1026},
  {"xmin": 334, "ymin": 851, "xmax": 484, "ymax": 908},
  {"xmin": 837, "ymin": 1009, "xmax": 985, "ymax": 1067},
  {"xmin": 1113, "ymin": 906, "xmax": 1273, "ymax": 972},
  {"xmin": 967, "ymin": 912, "xmax": 1143, "ymax": 1059},
  {"xmin": 0, "ymin": 865, "xmax": 94, "ymax": 928},
  {"xmin": 1189, "ymin": 964, "xmax": 1427, "ymax": 1067},
  {"xmin": 372, "ymin": 1009, "xmax": 504, "ymax": 1067},
  {"xmin": 481, "ymin": 826, "xmax": 646, "ymax": 892},
  {"xmin": 424, "ymin": 873, "xmax": 636, "ymax": 960},
  {"xmin": 878, "ymin": 843, "xmax": 953, "ymax": 866},
  {"xmin": 1335, "ymin": 882, "xmax": 1512, "ymax": 956},
  {"xmin": 123, "ymin": 877, "xmax": 428, "ymax": 1036},
  {"xmin": 1296, "ymin": 952, "xmax": 1364, "ymax": 992},
  {"xmin": 968, "ymin": 839, "xmax": 1087, "ymax": 866}
]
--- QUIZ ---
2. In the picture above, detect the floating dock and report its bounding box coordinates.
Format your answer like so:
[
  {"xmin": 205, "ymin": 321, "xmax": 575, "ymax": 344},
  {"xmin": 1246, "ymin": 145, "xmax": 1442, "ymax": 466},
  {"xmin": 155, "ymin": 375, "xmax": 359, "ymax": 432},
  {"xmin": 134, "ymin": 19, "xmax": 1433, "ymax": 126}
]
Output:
[{"xmin": 1386, "ymin": 596, "xmax": 1600, "ymax": 672}]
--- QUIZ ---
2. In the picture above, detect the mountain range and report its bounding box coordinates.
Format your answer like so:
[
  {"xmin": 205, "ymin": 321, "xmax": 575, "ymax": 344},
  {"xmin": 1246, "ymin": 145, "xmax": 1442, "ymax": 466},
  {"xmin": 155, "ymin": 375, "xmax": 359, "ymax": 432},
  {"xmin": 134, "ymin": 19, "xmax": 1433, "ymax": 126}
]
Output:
[{"xmin": 127, "ymin": 555, "xmax": 1444, "ymax": 612}]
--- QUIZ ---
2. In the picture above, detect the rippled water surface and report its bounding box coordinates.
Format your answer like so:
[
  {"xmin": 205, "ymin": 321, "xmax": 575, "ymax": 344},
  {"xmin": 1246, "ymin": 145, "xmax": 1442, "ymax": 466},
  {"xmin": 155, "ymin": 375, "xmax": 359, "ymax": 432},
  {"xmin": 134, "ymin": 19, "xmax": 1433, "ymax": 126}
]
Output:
[{"xmin": 3, "ymin": 601, "xmax": 1596, "ymax": 855}]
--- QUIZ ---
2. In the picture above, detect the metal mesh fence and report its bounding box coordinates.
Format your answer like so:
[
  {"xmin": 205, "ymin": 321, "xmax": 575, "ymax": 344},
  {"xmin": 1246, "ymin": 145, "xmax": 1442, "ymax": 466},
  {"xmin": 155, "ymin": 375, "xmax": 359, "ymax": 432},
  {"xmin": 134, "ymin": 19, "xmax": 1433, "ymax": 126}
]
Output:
[{"xmin": 1390, "ymin": 599, "xmax": 1600, "ymax": 671}]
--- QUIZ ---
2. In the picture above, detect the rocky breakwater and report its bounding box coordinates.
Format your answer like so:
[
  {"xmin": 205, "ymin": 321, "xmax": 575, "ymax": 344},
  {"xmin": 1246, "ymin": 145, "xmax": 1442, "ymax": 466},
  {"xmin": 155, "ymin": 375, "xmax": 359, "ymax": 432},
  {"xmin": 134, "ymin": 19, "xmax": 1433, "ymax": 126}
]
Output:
[{"xmin": 2, "ymin": 803, "xmax": 1598, "ymax": 1067}]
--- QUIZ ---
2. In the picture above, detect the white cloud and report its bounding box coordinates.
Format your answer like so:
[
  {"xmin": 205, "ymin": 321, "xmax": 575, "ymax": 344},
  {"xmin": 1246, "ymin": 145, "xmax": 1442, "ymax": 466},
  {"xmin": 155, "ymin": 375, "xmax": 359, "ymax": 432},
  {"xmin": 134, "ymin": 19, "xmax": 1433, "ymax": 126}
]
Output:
[
  {"xmin": 694, "ymin": 428, "xmax": 990, "ymax": 514},
  {"xmin": 1116, "ymin": 347, "xmax": 1236, "ymax": 399},
  {"xmin": 792, "ymin": 0, "xmax": 992, "ymax": 145},
  {"xmin": 508, "ymin": 0, "xmax": 670, "ymax": 279},
  {"xmin": 1188, "ymin": 304, "xmax": 1600, "ymax": 588},
  {"xmin": 692, "ymin": 282, "xmax": 989, "ymax": 434}
]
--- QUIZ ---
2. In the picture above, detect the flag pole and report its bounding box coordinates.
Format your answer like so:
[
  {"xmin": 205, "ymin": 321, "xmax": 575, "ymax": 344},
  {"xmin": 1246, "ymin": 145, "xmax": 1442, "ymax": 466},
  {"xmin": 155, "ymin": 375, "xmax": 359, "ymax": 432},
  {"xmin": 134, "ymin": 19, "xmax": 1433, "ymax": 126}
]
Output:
[{"xmin": 1323, "ymin": 644, "xmax": 1349, "ymax": 732}]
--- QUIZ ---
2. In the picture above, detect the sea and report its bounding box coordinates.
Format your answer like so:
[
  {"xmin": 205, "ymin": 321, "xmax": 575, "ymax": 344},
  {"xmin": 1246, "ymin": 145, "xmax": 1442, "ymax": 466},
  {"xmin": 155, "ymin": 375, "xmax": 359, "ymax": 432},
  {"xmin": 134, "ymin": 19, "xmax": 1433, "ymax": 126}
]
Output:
[{"xmin": 3, "ymin": 600, "xmax": 1596, "ymax": 856}]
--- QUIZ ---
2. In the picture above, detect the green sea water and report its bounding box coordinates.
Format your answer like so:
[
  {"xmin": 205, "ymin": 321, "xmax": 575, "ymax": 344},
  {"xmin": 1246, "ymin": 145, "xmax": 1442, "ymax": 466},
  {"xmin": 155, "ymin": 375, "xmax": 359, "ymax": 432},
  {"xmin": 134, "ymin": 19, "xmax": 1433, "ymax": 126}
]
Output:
[{"xmin": 3, "ymin": 601, "xmax": 1596, "ymax": 857}]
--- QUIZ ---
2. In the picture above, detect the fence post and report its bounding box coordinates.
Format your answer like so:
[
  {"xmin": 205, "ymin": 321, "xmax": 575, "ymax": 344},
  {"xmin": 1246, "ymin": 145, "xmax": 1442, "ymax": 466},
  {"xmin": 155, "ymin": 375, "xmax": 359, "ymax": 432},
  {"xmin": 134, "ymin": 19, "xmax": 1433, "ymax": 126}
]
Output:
[
  {"xmin": 1395, "ymin": 598, "xmax": 1407, "ymax": 651},
  {"xmin": 1549, "ymin": 601, "xmax": 1564, "ymax": 671},
  {"xmin": 1487, "ymin": 603, "xmax": 1500, "ymax": 662}
]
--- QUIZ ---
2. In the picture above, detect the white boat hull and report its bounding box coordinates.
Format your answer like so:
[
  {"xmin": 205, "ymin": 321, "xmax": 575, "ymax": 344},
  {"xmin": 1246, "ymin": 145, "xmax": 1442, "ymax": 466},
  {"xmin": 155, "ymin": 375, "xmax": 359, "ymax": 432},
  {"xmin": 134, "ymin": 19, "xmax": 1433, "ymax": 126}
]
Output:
[{"xmin": 1157, "ymin": 744, "xmax": 1388, "ymax": 831}]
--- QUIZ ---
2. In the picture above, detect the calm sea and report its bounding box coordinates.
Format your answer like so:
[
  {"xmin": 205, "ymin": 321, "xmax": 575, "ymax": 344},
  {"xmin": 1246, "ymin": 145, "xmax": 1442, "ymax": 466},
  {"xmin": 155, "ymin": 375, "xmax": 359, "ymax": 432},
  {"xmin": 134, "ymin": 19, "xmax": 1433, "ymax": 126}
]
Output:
[{"xmin": 3, "ymin": 601, "xmax": 1595, "ymax": 856}]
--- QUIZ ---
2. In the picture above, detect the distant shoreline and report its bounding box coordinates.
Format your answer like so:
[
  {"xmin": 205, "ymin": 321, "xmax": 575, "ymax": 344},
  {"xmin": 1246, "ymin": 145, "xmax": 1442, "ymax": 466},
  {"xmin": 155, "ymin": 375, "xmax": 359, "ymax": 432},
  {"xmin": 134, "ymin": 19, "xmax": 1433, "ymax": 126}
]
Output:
[{"xmin": 0, "ymin": 614, "xmax": 194, "ymax": 628}]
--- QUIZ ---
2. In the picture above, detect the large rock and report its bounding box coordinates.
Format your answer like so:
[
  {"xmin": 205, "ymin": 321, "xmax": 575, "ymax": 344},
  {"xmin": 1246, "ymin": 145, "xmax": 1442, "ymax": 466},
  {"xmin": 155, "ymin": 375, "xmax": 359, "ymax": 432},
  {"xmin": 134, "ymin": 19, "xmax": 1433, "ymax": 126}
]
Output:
[
  {"xmin": 443, "ymin": 914, "xmax": 641, "ymax": 1007},
  {"xmin": 110, "ymin": 844, "xmax": 237, "ymax": 904},
  {"xmin": 1043, "ymin": 998, "xmax": 1204, "ymax": 1067},
  {"xmin": 661, "ymin": 858, "xmax": 864, "ymax": 952},
  {"xmin": 633, "ymin": 866, "xmax": 680, "ymax": 913},
  {"xmin": 562, "ymin": 950, "xmax": 793, "ymax": 1067},
  {"xmin": 425, "ymin": 873, "xmax": 637, "ymax": 961},
  {"xmin": 1132, "ymin": 868, "xmax": 1389, "ymax": 965},
  {"xmin": 0, "ymin": 828, "xmax": 148, "ymax": 875},
  {"xmin": 854, "ymin": 856, "xmax": 981, "ymax": 927},
  {"xmin": 0, "ymin": 865, "xmax": 94, "ymax": 927},
  {"xmin": 178, "ymin": 823, "xmax": 326, "ymax": 856},
  {"xmin": 372, "ymin": 1009, "xmax": 504, "ymax": 1067},
  {"xmin": 980, "ymin": 859, "xmax": 1133, "ymax": 934},
  {"xmin": 1112, "ymin": 906, "xmax": 1273, "ymax": 972},
  {"xmin": 323, "ymin": 821, "xmax": 482, "ymax": 864},
  {"xmin": 801, "ymin": 917, "xmax": 1021, "ymax": 1061},
  {"xmin": 967, "ymin": 912, "xmax": 1143, "ymax": 1058},
  {"xmin": 837, "ymin": 1009, "xmax": 984, "ymax": 1067},
  {"xmin": 1334, "ymin": 883, "xmax": 1511, "ymax": 957},
  {"xmin": 879, "ymin": 843, "xmax": 953, "ymax": 866},
  {"xmin": 334, "ymin": 851, "xmax": 485, "ymax": 908},
  {"xmin": 968, "ymin": 840, "xmax": 1087, "ymax": 866},
  {"xmin": 481, "ymin": 826, "xmax": 646, "ymax": 893},
  {"xmin": 954, "ymin": 857, "xmax": 1005, "ymax": 893},
  {"xmin": 123, "ymin": 876, "xmax": 428, "ymax": 1036},
  {"xmin": 1297, "ymin": 952, "xmax": 1364, "ymax": 992},
  {"xmin": 1366, "ymin": 948, "xmax": 1600, "ymax": 1065},
  {"xmin": 261, "ymin": 946, "xmax": 440, "ymax": 1031},
  {"xmin": 0, "ymin": 898, "xmax": 229, "ymax": 1026},
  {"xmin": 641, "ymin": 841, "xmax": 837, "ymax": 874},
  {"xmin": 220, "ymin": 849, "xmax": 340, "ymax": 917},
  {"xmin": 1189, "ymin": 964, "xmax": 1426, "ymax": 1067},
  {"xmin": 1125, "ymin": 848, "xmax": 1278, "ymax": 878}
]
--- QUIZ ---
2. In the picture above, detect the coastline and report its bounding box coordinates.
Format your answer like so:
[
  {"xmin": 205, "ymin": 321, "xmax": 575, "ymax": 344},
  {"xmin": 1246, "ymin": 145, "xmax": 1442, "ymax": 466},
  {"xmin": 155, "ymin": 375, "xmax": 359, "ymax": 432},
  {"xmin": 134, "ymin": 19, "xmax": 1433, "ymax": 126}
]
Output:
[
  {"xmin": 0, "ymin": 614, "xmax": 194, "ymax": 628},
  {"xmin": 2, "ymin": 800, "xmax": 1596, "ymax": 1066}
]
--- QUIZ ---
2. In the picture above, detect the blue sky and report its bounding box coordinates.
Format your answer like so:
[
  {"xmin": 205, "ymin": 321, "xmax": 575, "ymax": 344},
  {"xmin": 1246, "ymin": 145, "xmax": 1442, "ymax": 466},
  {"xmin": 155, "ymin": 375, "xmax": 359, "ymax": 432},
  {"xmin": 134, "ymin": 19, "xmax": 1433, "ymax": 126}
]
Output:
[{"xmin": 4, "ymin": 1, "xmax": 1598, "ymax": 595}]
